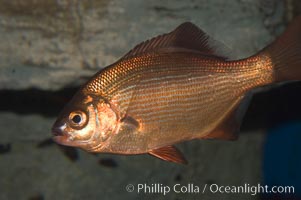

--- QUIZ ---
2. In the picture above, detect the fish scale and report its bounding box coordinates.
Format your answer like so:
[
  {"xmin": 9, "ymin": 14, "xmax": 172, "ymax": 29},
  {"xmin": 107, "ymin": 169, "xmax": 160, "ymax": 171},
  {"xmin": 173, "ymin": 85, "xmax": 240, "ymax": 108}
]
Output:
[
  {"xmin": 83, "ymin": 52, "xmax": 273, "ymax": 150},
  {"xmin": 81, "ymin": 51, "xmax": 273, "ymax": 151}
]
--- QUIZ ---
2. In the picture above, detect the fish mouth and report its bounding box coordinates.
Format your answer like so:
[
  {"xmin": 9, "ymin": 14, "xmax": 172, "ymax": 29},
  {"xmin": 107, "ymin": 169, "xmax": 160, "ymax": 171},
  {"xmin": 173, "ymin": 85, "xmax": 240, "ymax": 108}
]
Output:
[
  {"xmin": 52, "ymin": 126, "xmax": 86, "ymax": 147},
  {"xmin": 51, "ymin": 125, "xmax": 74, "ymax": 146},
  {"xmin": 53, "ymin": 135, "xmax": 89, "ymax": 147},
  {"xmin": 52, "ymin": 126, "xmax": 64, "ymax": 136},
  {"xmin": 52, "ymin": 135, "xmax": 70, "ymax": 145}
]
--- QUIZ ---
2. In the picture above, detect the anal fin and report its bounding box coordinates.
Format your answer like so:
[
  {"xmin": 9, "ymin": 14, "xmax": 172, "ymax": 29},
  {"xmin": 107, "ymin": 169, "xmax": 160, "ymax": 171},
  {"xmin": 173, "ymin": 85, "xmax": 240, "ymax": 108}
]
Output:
[
  {"xmin": 149, "ymin": 145, "xmax": 187, "ymax": 165},
  {"xmin": 203, "ymin": 93, "xmax": 252, "ymax": 140}
]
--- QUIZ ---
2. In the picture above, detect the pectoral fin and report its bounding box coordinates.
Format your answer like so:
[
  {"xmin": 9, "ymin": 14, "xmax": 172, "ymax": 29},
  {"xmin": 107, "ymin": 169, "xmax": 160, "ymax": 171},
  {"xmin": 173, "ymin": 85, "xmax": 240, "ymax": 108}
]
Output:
[
  {"xmin": 120, "ymin": 115, "xmax": 140, "ymax": 129},
  {"xmin": 149, "ymin": 146, "xmax": 188, "ymax": 164}
]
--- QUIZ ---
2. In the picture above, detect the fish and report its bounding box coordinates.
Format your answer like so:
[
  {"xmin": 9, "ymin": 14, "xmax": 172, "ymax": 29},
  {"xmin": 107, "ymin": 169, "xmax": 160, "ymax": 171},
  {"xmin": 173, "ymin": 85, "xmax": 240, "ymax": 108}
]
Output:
[
  {"xmin": 99, "ymin": 158, "xmax": 118, "ymax": 168},
  {"xmin": 0, "ymin": 143, "xmax": 11, "ymax": 154},
  {"xmin": 52, "ymin": 16, "xmax": 301, "ymax": 164}
]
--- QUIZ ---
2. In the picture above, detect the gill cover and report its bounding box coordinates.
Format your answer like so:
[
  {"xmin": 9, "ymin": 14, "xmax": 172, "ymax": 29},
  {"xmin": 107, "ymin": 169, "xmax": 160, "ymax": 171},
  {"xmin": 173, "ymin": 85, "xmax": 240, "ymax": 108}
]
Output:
[{"xmin": 76, "ymin": 97, "xmax": 119, "ymax": 152}]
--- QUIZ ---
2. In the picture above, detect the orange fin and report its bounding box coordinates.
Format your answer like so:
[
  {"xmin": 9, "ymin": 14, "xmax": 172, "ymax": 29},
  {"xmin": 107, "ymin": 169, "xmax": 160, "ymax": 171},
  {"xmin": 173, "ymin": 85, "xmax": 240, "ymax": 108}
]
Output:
[
  {"xmin": 120, "ymin": 115, "xmax": 140, "ymax": 128},
  {"xmin": 149, "ymin": 145, "xmax": 188, "ymax": 165},
  {"xmin": 261, "ymin": 16, "xmax": 301, "ymax": 82},
  {"xmin": 203, "ymin": 94, "xmax": 252, "ymax": 140},
  {"xmin": 121, "ymin": 22, "xmax": 232, "ymax": 61}
]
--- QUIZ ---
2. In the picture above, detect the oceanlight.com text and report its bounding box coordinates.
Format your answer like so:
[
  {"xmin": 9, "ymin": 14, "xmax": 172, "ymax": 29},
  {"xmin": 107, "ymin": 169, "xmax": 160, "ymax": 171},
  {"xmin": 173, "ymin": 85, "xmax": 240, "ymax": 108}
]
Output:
[{"xmin": 125, "ymin": 183, "xmax": 294, "ymax": 196}]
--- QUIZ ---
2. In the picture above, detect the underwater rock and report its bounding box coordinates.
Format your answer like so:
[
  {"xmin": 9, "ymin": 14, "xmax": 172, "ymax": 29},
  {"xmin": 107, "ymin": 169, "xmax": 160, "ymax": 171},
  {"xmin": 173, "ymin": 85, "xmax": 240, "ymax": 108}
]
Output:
[{"xmin": 0, "ymin": 0, "xmax": 283, "ymax": 90}]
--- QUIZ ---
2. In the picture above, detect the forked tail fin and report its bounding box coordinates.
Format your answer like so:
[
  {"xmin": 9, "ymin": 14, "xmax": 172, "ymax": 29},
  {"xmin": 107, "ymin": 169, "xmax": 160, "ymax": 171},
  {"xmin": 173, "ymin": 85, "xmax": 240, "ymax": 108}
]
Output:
[{"xmin": 262, "ymin": 16, "xmax": 301, "ymax": 82}]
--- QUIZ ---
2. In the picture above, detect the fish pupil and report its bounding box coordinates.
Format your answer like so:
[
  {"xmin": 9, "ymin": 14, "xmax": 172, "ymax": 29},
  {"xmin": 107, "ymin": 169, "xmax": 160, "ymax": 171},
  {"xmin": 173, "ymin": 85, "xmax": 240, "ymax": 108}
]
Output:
[{"xmin": 72, "ymin": 115, "xmax": 82, "ymax": 124}]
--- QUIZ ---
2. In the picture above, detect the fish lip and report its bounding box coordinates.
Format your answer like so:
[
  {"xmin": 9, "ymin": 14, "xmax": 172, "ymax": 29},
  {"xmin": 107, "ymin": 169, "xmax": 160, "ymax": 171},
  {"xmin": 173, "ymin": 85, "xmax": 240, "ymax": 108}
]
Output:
[
  {"xmin": 51, "ymin": 127, "xmax": 64, "ymax": 136},
  {"xmin": 52, "ymin": 135, "xmax": 88, "ymax": 147},
  {"xmin": 52, "ymin": 135, "xmax": 70, "ymax": 146}
]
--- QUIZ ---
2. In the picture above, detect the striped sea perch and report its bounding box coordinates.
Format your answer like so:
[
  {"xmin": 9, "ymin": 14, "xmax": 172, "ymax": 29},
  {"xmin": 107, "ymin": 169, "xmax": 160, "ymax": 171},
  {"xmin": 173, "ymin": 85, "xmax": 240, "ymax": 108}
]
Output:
[{"xmin": 52, "ymin": 17, "xmax": 301, "ymax": 164}]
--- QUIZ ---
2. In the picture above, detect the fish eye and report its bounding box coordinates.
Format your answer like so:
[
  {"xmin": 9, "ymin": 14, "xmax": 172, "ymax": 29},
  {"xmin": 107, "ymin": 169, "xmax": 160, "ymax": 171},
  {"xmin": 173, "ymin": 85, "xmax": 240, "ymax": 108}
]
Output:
[
  {"xmin": 69, "ymin": 111, "xmax": 87, "ymax": 127},
  {"xmin": 72, "ymin": 115, "xmax": 81, "ymax": 124}
]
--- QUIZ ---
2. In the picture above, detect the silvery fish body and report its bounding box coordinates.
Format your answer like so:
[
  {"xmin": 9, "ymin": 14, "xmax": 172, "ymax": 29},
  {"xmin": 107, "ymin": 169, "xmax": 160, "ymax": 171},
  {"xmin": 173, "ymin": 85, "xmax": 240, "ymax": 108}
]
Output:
[{"xmin": 52, "ymin": 17, "xmax": 301, "ymax": 164}]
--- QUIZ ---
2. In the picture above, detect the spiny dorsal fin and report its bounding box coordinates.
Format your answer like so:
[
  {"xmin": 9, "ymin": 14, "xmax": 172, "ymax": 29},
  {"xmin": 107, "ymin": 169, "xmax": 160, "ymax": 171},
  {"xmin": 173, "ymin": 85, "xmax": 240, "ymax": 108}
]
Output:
[
  {"xmin": 121, "ymin": 22, "xmax": 232, "ymax": 60},
  {"xmin": 149, "ymin": 145, "xmax": 187, "ymax": 165}
]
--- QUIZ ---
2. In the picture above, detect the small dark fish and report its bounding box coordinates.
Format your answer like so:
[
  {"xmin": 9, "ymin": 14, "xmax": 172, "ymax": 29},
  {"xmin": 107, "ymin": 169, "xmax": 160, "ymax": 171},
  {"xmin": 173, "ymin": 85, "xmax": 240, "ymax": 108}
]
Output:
[
  {"xmin": 52, "ymin": 16, "xmax": 301, "ymax": 164},
  {"xmin": 99, "ymin": 158, "xmax": 118, "ymax": 168},
  {"xmin": 27, "ymin": 194, "xmax": 44, "ymax": 200},
  {"xmin": 0, "ymin": 143, "xmax": 11, "ymax": 154},
  {"xmin": 174, "ymin": 174, "xmax": 182, "ymax": 182}
]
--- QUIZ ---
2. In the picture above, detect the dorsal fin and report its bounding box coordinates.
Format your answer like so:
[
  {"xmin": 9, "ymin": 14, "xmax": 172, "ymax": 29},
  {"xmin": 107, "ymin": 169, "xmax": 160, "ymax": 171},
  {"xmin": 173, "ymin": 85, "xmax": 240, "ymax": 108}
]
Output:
[{"xmin": 121, "ymin": 22, "xmax": 232, "ymax": 60}]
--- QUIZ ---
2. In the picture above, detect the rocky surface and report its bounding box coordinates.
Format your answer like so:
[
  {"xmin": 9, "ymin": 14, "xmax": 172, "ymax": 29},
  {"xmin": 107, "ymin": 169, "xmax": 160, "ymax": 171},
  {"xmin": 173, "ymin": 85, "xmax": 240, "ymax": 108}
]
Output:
[
  {"xmin": 0, "ymin": 0, "xmax": 284, "ymax": 90},
  {"xmin": 0, "ymin": 0, "xmax": 294, "ymax": 199}
]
